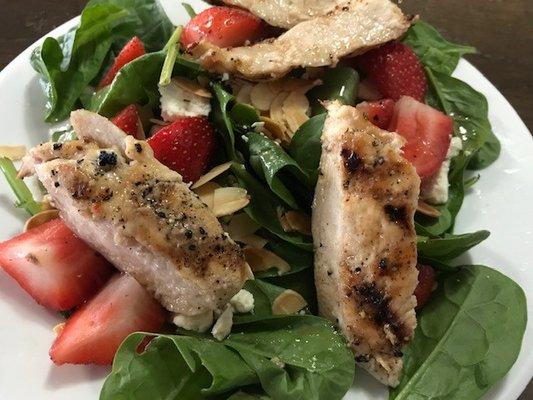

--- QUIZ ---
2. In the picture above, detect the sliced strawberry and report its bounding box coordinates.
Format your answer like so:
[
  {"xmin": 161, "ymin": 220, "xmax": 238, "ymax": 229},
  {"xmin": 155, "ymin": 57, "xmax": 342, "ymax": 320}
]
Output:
[
  {"xmin": 414, "ymin": 264, "xmax": 436, "ymax": 309},
  {"xmin": 356, "ymin": 99, "xmax": 395, "ymax": 129},
  {"xmin": 388, "ymin": 96, "xmax": 453, "ymax": 179},
  {"xmin": 0, "ymin": 219, "xmax": 113, "ymax": 311},
  {"xmin": 181, "ymin": 6, "xmax": 267, "ymax": 48},
  {"xmin": 356, "ymin": 42, "xmax": 427, "ymax": 102},
  {"xmin": 111, "ymin": 104, "xmax": 145, "ymax": 139},
  {"xmin": 50, "ymin": 274, "xmax": 166, "ymax": 365},
  {"xmin": 97, "ymin": 37, "xmax": 146, "ymax": 89},
  {"xmin": 147, "ymin": 116, "xmax": 216, "ymax": 183}
]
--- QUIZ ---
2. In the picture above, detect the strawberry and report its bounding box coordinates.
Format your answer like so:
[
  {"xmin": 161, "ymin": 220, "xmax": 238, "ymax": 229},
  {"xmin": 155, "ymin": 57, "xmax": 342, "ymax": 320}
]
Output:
[
  {"xmin": 97, "ymin": 37, "xmax": 146, "ymax": 89},
  {"xmin": 0, "ymin": 219, "xmax": 113, "ymax": 311},
  {"xmin": 414, "ymin": 264, "xmax": 436, "ymax": 309},
  {"xmin": 147, "ymin": 116, "xmax": 216, "ymax": 183},
  {"xmin": 388, "ymin": 96, "xmax": 453, "ymax": 179},
  {"xmin": 356, "ymin": 42, "xmax": 427, "ymax": 102},
  {"xmin": 111, "ymin": 104, "xmax": 145, "ymax": 139},
  {"xmin": 356, "ymin": 99, "xmax": 395, "ymax": 129},
  {"xmin": 50, "ymin": 274, "xmax": 166, "ymax": 365},
  {"xmin": 181, "ymin": 6, "xmax": 267, "ymax": 49}
]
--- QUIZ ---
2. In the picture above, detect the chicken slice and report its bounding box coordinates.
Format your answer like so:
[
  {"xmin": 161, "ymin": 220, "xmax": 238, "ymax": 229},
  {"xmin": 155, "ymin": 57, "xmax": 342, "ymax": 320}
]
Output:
[
  {"xmin": 19, "ymin": 110, "xmax": 248, "ymax": 316},
  {"xmin": 312, "ymin": 101, "xmax": 420, "ymax": 386},
  {"xmin": 219, "ymin": 0, "xmax": 347, "ymax": 29},
  {"xmin": 190, "ymin": 0, "xmax": 411, "ymax": 80}
]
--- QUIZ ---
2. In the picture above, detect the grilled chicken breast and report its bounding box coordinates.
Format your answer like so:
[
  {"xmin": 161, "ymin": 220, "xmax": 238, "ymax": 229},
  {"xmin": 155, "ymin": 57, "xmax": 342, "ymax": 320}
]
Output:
[
  {"xmin": 19, "ymin": 110, "xmax": 248, "ymax": 316},
  {"xmin": 312, "ymin": 101, "xmax": 420, "ymax": 386},
  {"xmin": 190, "ymin": 0, "xmax": 411, "ymax": 80},
  {"xmin": 219, "ymin": 0, "xmax": 346, "ymax": 29}
]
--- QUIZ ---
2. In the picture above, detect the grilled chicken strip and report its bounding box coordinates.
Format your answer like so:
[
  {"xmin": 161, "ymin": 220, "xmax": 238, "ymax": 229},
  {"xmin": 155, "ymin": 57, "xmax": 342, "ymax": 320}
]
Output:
[
  {"xmin": 19, "ymin": 110, "xmax": 248, "ymax": 316},
  {"xmin": 219, "ymin": 0, "xmax": 347, "ymax": 29},
  {"xmin": 190, "ymin": 0, "xmax": 411, "ymax": 80},
  {"xmin": 312, "ymin": 101, "xmax": 420, "ymax": 386}
]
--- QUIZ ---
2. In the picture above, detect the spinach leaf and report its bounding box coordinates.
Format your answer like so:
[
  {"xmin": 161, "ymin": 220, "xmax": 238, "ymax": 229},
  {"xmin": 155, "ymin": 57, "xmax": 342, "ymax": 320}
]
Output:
[
  {"xmin": 391, "ymin": 265, "xmax": 527, "ymax": 400},
  {"xmin": 403, "ymin": 20, "xmax": 476, "ymax": 75},
  {"xmin": 211, "ymin": 83, "xmax": 238, "ymax": 160},
  {"xmin": 417, "ymin": 230, "xmax": 490, "ymax": 261},
  {"xmin": 231, "ymin": 164, "xmax": 313, "ymax": 251},
  {"xmin": 101, "ymin": 316, "xmax": 354, "ymax": 400},
  {"xmin": 234, "ymin": 280, "xmax": 288, "ymax": 325},
  {"xmin": 0, "ymin": 158, "xmax": 43, "ymax": 216},
  {"xmin": 31, "ymin": 0, "xmax": 173, "ymax": 123},
  {"xmin": 288, "ymin": 113, "xmax": 326, "ymax": 185},
  {"xmin": 307, "ymin": 66, "xmax": 359, "ymax": 115}
]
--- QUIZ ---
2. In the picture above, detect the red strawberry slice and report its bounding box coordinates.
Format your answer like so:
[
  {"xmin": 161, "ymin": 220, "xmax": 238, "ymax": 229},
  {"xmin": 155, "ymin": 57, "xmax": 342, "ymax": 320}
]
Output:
[
  {"xmin": 356, "ymin": 42, "xmax": 428, "ymax": 102},
  {"xmin": 147, "ymin": 116, "xmax": 216, "ymax": 183},
  {"xmin": 356, "ymin": 99, "xmax": 395, "ymax": 129},
  {"xmin": 0, "ymin": 219, "xmax": 113, "ymax": 311},
  {"xmin": 111, "ymin": 104, "xmax": 145, "ymax": 139},
  {"xmin": 388, "ymin": 96, "xmax": 453, "ymax": 179},
  {"xmin": 50, "ymin": 274, "xmax": 166, "ymax": 365},
  {"xmin": 414, "ymin": 263, "xmax": 436, "ymax": 309},
  {"xmin": 97, "ymin": 37, "xmax": 146, "ymax": 89},
  {"xmin": 181, "ymin": 6, "xmax": 267, "ymax": 49}
]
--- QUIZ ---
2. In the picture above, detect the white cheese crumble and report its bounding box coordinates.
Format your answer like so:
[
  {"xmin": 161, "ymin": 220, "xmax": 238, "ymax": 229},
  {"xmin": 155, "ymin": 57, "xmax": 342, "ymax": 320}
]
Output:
[
  {"xmin": 230, "ymin": 289, "xmax": 255, "ymax": 314},
  {"xmin": 159, "ymin": 81, "xmax": 211, "ymax": 121},
  {"xmin": 173, "ymin": 310, "xmax": 213, "ymax": 333},
  {"xmin": 211, "ymin": 305, "xmax": 234, "ymax": 341},
  {"xmin": 421, "ymin": 137, "xmax": 463, "ymax": 205}
]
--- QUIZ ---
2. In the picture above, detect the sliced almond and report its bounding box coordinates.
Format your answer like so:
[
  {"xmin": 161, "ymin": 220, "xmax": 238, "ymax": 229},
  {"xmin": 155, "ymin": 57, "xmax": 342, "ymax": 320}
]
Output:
[
  {"xmin": 270, "ymin": 92, "xmax": 291, "ymax": 131},
  {"xmin": 260, "ymin": 117, "xmax": 291, "ymax": 146},
  {"xmin": 243, "ymin": 247, "xmax": 290, "ymax": 275},
  {"xmin": 243, "ymin": 262, "xmax": 255, "ymax": 280},
  {"xmin": 240, "ymin": 234, "xmax": 268, "ymax": 249},
  {"xmin": 272, "ymin": 289, "xmax": 307, "ymax": 315},
  {"xmin": 173, "ymin": 77, "xmax": 212, "ymax": 98},
  {"xmin": 53, "ymin": 322, "xmax": 65, "ymax": 336},
  {"xmin": 250, "ymin": 83, "xmax": 277, "ymax": 112},
  {"xmin": 214, "ymin": 197, "xmax": 250, "ymax": 217},
  {"xmin": 282, "ymin": 92, "xmax": 310, "ymax": 133},
  {"xmin": 0, "ymin": 145, "xmax": 27, "ymax": 161},
  {"xmin": 191, "ymin": 162, "xmax": 232, "ymax": 189},
  {"xmin": 225, "ymin": 212, "xmax": 260, "ymax": 241},
  {"xmin": 41, "ymin": 194, "xmax": 55, "ymax": 211},
  {"xmin": 214, "ymin": 187, "xmax": 248, "ymax": 207},
  {"xmin": 194, "ymin": 181, "xmax": 221, "ymax": 210},
  {"xmin": 24, "ymin": 209, "xmax": 60, "ymax": 232},
  {"xmin": 279, "ymin": 210, "xmax": 311, "ymax": 235},
  {"xmin": 236, "ymin": 83, "xmax": 254, "ymax": 105},
  {"xmin": 417, "ymin": 200, "xmax": 442, "ymax": 218}
]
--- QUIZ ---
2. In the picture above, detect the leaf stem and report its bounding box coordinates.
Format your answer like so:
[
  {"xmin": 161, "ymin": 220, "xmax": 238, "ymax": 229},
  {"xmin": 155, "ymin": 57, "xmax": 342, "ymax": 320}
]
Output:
[
  {"xmin": 181, "ymin": 2, "xmax": 197, "ymax": 18},
  {"xmin": 0, "ymin": 157, "xmax": 42, "ymax": 216},
  {"xmin": 159, "ymin": 26, "xmax": 183, "ymax": 87}
]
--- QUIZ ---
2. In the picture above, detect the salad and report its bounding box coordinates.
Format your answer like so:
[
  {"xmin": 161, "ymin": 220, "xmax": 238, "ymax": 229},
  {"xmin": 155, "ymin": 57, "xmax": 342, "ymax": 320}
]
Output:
[{"xmin": 0, "ymin": 0, "xmax": 527, "ymax": 399}]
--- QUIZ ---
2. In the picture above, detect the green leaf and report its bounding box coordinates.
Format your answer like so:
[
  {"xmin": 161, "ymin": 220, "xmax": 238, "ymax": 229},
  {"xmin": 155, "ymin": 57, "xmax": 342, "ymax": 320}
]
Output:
[
  {"xmin": 101, "ymin": 316, "xmax": 354, "ymax": 400},
  {"xmin": 288, "ymin": 113, "xmax": 326, "ymax": 185},
  {"xmin": 468, "ymin": 129, "xmax": 501, "ymax": 170},
  {"xmin": 403, "ymin": 20, "xmax": 477, "ymax": 75},
  {"xmin": 307, "ymin": 67, "xmax": 359, "ymax": 115},
  {"xmin": 211, "ymin": 83, "xmax": 238, "ymax": 160},
  {"xmin": 417, "ymin": 230, "xmax": 490, "ymax": 261},
  {"xmin": 182, "ymin": 2, "xmax": 197, "ymax": 18},
  {"xmin": 391, "ymin": 265, "xmax": 527, "ymax": 400},
  {"xmin": 233, "ymin": 280, "xmax": 287, "ymax": 325},
  {"xmin": 0, "ymin": 158, "xmax": 42, "ymax": 216},
  {"xmin": 31, "ymin": 0, "xmax": 174, "ymax": 123}
]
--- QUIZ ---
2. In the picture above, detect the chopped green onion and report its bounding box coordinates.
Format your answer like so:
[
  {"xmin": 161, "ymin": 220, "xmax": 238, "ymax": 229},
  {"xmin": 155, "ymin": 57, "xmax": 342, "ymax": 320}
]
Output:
[
  {"xmin": 159, "ymin": 26, "xmax": 184, "ymax": 87},
  {"xmin": 0, "ymin": 157, "xmax": 42, "ymax": 216},
  {"xmin": 182, "ymin": 2, "xmax": 196, "ymax": 18}
]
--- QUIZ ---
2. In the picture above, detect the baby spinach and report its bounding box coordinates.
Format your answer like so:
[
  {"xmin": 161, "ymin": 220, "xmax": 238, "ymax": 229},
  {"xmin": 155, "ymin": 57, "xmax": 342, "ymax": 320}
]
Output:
[
  {"xmin": 417, "ymin": 230, "xmax": 490, "ymax": 261},
  {"xmin": 234, "ymin": 280, "xmax": 288, "ymax": 325},
  {"xmin": 101, "ymin": 316, "xmax": 355, "ymax": 400},
  {"xmin": 307, "ymin": 66, "xmax": 359, "ymax": 115},
  {"xmin": 391, "ymin": 265, "xmax": 527, "ymax": 400}
]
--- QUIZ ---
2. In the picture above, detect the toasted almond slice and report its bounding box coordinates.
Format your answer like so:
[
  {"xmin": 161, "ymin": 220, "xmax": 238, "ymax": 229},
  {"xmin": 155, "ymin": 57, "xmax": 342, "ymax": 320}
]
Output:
[
  {"xmin": 285, "ymin": 109, "xmax": 309, "ymax": 134},
  {"xmin": 240, "ymin": 234, "xmax": 269, "ymax": 249},
  {"xmin": 236, "ymin": 83, "xmax": 254, "ymax": 105},
  {"xmin": 214, "ymin": 187, "xmax": 248, "ymax": 207},
  {"xmin": 279, "ymin": 210, "xmax": 312, "ymax": 235},
  {"xmin": 41, "ymin": 194, "xmax": 56, "ymax": 211},
  {"xmin": 24, "ymin": 209, "xmax": 60, "ymax": 232},
  {"xmin": 282, "ymin": 92, "xmax": 309, "ymax": 133},
  {"xmin": 268, "ymin": 79, "xmax": 285, "ymax": 94},
  {"xmin": 53, "ymin": 322, "xmax": 65, "ymax": 336},
  {"xmin": 214, "ymin": 197, "xmax": 250, "ymax": 217},
  {"xmin": 173, "ymin": 77, "xmax": 212, "ymax": 98},
  {"xmin": 0, "ymin": 145, "xmax": 27, "ymax": 161},
  {"xmin": 226, "ymin": 212, "xmax": 261, "ymax": 241},
  {"xmin": 192, "ymin": 162, "xmax": 232, "ymax": 189},
  {"xmin": 250, "ymin": 83, "xmax": 277, "ymax": 112},
  {"xmin": 417, "ymin": 200, "xmax": 442, "ymax": 218},
  {"xmin": 272, "ymin": 289, "xmax": 307, "ymax": 315},
  {"xmin": 260, "ymin": 117, "xmax": 291, "ymax": 145},
  {"xmin": 243, "ymin": 247, "xmax": 290, "ymax": 275},
  {"xmin": 194, "ymin": 181, "xmax": 221, "ymax": 210},
  {"xmin": 243, "ymin": 262, "xmax": 255, "ymax": 280},
  {"xmin": 270, "ymin": 91, "xmax": 291, "ymax": 130}
]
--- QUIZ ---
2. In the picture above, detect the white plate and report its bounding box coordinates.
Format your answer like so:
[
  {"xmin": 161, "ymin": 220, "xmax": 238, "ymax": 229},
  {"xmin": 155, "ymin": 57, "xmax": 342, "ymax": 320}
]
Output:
[{"xmin": 0, "ymin": 1, "xmax": 531, "ymax": 399}]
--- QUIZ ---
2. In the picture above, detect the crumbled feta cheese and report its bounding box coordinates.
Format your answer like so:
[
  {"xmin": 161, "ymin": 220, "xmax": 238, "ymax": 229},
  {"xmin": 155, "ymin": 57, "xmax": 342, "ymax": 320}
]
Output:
[
  {"xmin": 211, "ymin": 305, "xmax": 233, "ymax": 341},
  {"xmin": 159, "ymin": 81, "xmax": 211, "ymax": 121},
  {"xmin": 230, "ymin": 289, "xmax": 254, "ymax": 313},
  {"xmin": 421, "ymin": 137, "xmax": 463, "ymax": 205},
  {"xmin": 173, "ymin": 310, "xmax": 213, "ymax": 333}
]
